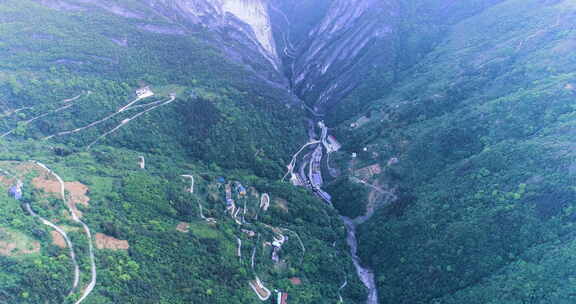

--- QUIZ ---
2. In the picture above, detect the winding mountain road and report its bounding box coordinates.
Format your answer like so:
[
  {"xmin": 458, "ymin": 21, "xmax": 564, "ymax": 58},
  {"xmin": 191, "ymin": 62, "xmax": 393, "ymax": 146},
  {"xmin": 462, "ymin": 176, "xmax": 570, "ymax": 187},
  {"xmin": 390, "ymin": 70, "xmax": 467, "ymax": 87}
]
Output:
[
  {"xmin": 237, "ymin": 237, "xmax": 242, "ymax": 259},
  {"xmin": 1, "ymin": 95, "xmax": 86, "ymax": 138},
  {"xmin": 87, "ymin": 95, "xmax": 176, "ymax": 149},
  {"xmin": 248, "ymin": 233, "xmax": 271, "ymax": 301},
  {"xmin": 45, "ymin": 92, "xmax": 165, "ymax": 141},
  {"xmin": 34, "ymin": 161, "xmax": 97, "ymax": 304},
  {"xmin": 281, "ymin": 228, "xmax": 305, "ymax": 264},
  {"xmin": 282, "ymin": 140, "xmax": 320, "ymax": 182},
  {"xmin": 181, "ymin": 174, "xmax": 194, "ymax": 193},
  {"xmin": 1, "ymin": 164, "xmax": 81, "ymax": 296},
  {"xmin": 23, "ymin": 203, "xmax": 81, "ymax": 295},
  {"xmin": 62, "ymin": 93, "xmax": 85, "ymax": 103},
  {"xmin": 198, "ymin": 202, "xmax": 216, "ymax": 223},
  {"xmin": 338, "ymin": 275, "xmax": 348, "ymax": 303},
  {"xmin": 0, "ymin": 92, "xmax": 85, "ymax": 122}
]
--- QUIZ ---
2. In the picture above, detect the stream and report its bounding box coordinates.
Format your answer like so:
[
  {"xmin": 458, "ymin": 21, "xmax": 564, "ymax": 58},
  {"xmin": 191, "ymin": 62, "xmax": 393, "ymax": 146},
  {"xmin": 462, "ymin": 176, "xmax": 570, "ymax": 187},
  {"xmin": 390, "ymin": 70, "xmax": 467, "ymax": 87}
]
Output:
[
  {"xmin": 319, "ymin": 122, "xmax": 380, "ymax": 304},
  {"xmin": 340, "ymin": 174, "xmax": 397, "ymax": 304},
  {"xmin": 287, "ymin": 119, "xmax": 380, "ymax": 303},
  {"xmin": 342, "ymin": 216, "xmax": 378, "ymax": 304}
]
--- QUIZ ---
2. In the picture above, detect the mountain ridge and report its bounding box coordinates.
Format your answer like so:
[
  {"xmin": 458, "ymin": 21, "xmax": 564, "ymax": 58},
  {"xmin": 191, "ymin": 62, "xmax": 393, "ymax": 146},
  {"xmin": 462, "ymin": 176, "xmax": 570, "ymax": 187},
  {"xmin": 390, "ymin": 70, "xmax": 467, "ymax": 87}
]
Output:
[{"xmin": 2, "ymin": 0, "xmax": 576, "ymax": 303}]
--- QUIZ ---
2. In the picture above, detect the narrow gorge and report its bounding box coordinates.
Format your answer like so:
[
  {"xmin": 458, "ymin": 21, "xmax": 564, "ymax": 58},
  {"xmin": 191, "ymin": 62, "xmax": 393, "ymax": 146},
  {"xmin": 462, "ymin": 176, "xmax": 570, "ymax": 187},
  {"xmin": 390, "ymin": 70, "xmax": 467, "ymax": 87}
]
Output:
[{"xmin": 2, "ymin": 1, "xmax": 576, "ymax": 303}]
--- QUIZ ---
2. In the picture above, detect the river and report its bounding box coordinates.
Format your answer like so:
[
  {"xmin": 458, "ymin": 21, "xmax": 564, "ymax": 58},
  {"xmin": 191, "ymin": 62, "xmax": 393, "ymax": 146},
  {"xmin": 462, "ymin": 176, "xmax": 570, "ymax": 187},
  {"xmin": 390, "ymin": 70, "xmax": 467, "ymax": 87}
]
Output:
[
  {"xmin": 342, "ymin": 216, "xmax": 379, "ymax": 304},
  {"xmin": 287, "ymin": 120, "xmax": 381, "ymax": 303}
]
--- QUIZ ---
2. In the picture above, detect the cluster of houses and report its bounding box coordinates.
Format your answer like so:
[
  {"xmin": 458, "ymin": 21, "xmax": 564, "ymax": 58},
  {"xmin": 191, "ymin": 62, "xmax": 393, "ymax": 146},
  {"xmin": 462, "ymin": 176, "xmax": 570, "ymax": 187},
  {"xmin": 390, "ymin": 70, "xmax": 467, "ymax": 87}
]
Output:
[
  {"xmin": 135, "ymin": 86, "xmax": 154, "ymax": 99},
  {"xmin": 235, "ymin": 182, "xmax": 247, "ymax": 196},
  {"xmin": 224, "ymin": 181, "xmax": 248, "ymax": 215},
  {"xmin": 215, "ymin": 177, "xmax": 290, "ymax": 303},
  {"xmin": 225, "ymin": 183, "xmax": 235, "ymax": 213}
]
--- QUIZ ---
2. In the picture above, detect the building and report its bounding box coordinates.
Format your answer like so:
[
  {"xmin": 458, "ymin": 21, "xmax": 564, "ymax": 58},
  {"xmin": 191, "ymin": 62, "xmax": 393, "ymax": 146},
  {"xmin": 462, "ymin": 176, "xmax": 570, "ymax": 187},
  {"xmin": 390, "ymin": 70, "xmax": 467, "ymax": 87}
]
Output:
[
  {"xmin": 241, "ymin": 229, "xmax": 256, "ymax": 237},
  {"xmin": 138, "ymin": 156, "xmax": 145, "ymax": 169},
  {"xmin": 225, "ymin": 184, "xmax": 233, "ymax": 201},
  {"xmin": 226, "ymin": 198, "xmax": 235, "ymax": 208},
  {"xmin": 271, "ymin": 234, "xmax": 286, "ymax": 263},
  {"xmin": 135, "ymin": 86, "xmax": 154, "ymax": 98},
  {"xmin": 277, "ymin": 291, "xmax": 288, "ymax": 304},
  {"xmin": 327, "ymin": 135, "xmax": 342, "ymax": 151},
  {"xmin": 8, "ymin": 185, "xmax": 22, "ymax": 200},
  {"xmin": 225, "ymin": 182, "xmax": 236, "ymax": 212},
  {"xmin": 236, "ymin": 184, "xmax": 247, "ymax": 196},
  {"xmin": 271, "ymin": 246, "xmax": 280, "ymax": 263},
  {"xmin": 8, "ymin": 180, "xmax": 23, "ymax": 200}
]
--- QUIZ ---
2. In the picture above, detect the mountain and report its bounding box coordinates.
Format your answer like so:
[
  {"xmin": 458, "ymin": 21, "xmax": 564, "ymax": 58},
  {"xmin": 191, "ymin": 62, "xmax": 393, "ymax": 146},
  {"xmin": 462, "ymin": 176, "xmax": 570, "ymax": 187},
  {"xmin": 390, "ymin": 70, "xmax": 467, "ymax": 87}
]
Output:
[
  {"xmin": 0, "ymin": 0, "xmax": 366, "ymax": 303},
  {"xmin": 330, "ymin": 1, "xmax": 576, "ymax": 304},
  {"xmin": 1, "ymin": 0, "xmax": 576, "ymax": 304}
]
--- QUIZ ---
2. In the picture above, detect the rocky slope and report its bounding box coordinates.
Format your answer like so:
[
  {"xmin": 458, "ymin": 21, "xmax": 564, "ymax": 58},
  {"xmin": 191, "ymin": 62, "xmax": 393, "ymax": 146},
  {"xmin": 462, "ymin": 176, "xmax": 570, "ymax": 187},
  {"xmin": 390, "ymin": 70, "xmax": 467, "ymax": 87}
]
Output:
[
  {"xmin": 339, "ymin": 0, "xmax": 576, "ymax": 303},
  {"xmin": 4, "ymin": 0, "xmax": 576, "ymax": 304},
  {"xmin": 274, "ymin": 0, "xmax": 399, "ymax": 112},
  {"xmin": 36, "ymin": 0, "xmax": 284, "ymax": 83},
  {"xmin": 0, "ymin": 0, "xmax": 367, "ymax": 303}
]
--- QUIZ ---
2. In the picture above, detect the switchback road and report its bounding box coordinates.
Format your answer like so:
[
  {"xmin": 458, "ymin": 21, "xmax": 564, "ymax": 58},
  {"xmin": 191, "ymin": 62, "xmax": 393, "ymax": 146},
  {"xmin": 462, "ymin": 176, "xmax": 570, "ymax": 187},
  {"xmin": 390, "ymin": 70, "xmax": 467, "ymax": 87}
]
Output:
[{"xmin": 34, "ymin": 161, "xmax": 97, "ymax": 304}]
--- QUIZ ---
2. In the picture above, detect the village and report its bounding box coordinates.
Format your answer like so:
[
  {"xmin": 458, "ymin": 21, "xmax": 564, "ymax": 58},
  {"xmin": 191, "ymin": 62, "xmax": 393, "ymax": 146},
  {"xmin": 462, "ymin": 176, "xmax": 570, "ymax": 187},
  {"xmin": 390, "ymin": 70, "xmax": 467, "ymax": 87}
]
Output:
[
  {"xmin": 217, "ymin": 177, "xmax": 294, "ymax": 304},
  {"xmin": 0, "ymin": 85, "xmax": 306, "ymax": 304},
  {"xmin": 3, "ymin": 158, "xmax": 303, "ymax": 304}
]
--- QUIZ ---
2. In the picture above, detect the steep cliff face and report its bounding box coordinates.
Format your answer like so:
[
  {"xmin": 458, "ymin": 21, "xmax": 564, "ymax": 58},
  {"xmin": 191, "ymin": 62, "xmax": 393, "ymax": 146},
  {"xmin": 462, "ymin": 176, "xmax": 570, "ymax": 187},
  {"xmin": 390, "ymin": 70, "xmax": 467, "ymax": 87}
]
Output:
[
  {"xmin": 287, "ymin": 0, "xmax": 398, "ymax": 112},
  {"xmin": 0, "ymin": 1, "xmax": 366, "ymax": 303},
  {"xmin": 36, "ymin": 0, "xmax": 282, "ymax": 78},
  {"xmin": 151, "ymin": 0, "xmax": 280, "ymax": 69},
  {"xmin": 36, "ymin": 0, "xmax": 401, "ymax": 111},
  {"xmin": 220, "ymin": 0, "xmax": 278, "ymax": 65},
  {"xmin": 172, "ymin": 0, "xmax": 398, "ymax": 110}
]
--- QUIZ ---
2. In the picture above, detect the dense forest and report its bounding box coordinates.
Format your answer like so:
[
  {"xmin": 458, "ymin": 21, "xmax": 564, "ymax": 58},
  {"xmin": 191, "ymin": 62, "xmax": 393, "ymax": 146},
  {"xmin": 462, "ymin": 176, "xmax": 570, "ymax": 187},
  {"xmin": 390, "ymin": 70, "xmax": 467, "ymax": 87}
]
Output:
[
  {"xmin": 329, "ymin": 0, "xmax": 576, "ymax": 303},
  {"xmin": 2, "ymin": 0, "xmax": 576, "ymax": 303},
  {"xmin": 0, "ymin": 0, "xmax": 365, "ymax": 303}
]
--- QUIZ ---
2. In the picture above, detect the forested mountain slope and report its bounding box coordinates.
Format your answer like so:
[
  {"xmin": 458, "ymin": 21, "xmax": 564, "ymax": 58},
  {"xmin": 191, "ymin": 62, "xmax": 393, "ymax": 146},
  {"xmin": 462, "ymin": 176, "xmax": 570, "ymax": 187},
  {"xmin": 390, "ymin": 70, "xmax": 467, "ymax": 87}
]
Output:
[
  {"xmin": 0, "ymin": 0, "xmax": 302, "ymax": 175},
  {"xmin": 327, "ymin": 0, "xmax": 576, "ymax": 303},
  {"xmin": 0, "ymin": 1, "xmax": 366, "ymax": 303},
  {"xmin": 2, "ymin": 0, "xmax": 576, "ymax": 304}
]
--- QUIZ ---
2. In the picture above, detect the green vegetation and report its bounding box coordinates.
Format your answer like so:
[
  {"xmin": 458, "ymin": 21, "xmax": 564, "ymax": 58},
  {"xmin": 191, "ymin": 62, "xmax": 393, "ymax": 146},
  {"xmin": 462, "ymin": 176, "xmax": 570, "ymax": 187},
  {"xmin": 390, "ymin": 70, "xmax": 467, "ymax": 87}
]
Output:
[
  {"xmin": 325, "ymin": 178, "xmax": 368, "ymax": 218},
  {"xmin": 0, "ymin": 0, "xmax": 364, "ymax": 303},
  {"xmin": 0, "ymin": 0, "xmax": 304, "ymax": 179},
  {"xmin": 2, "ymin": 0, "xmax": 575, "ymax": 303},
  {"xmin": 0, "ymin": 135, "xmax": 365, "ymax": 304},
  {"xmin": 326, "ymin": 0, "xmax": 576, "ymax": 303}
]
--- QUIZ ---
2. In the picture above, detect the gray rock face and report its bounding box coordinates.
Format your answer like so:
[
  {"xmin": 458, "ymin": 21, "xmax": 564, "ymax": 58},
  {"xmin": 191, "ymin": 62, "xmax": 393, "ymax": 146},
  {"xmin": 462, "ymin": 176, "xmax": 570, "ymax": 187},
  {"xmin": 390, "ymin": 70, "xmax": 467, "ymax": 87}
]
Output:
[
  {"xmin": 149, "ymin": 0, "xmax": 280, "ymax": 69},
  {"xmin": 285, "ymin": 0, "xmax": 398, "ymax": 112},
  {"xmin": 36, "ymin": 0, "xmax": 281, "ymax": 76},
  {"xmin": 36, "ymin": 0, "xmax": 398, "ymax": 109}
]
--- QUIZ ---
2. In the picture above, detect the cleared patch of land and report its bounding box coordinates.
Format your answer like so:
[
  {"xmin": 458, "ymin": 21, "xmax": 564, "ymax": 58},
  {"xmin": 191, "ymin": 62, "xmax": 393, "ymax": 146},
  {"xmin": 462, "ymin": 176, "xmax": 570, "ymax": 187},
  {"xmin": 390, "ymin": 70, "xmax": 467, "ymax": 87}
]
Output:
[
  {"xmin": 32, "ymin": 174, "xmax": 91, "ymax": 218},
  {"xmin": 51, "ymin": 230, "xmax": 67, "ymax": 248},
  {"xmin": 274, "ymin": 198, "xmax": 289, "ymax": 213},
  {"xmin": 0, "ymin": 228, "xmax": 41, "ymax": 256},
  {"xmin": 65, "ymin": 181, "xmax": 90, "ymax": 218},
  {"xmin": 95, "ymin": 233, "xmax": 129, "ymax": 251},
  {"xmin": 176, "ymin": 222, "xmax": 190, "ymax": 233}
]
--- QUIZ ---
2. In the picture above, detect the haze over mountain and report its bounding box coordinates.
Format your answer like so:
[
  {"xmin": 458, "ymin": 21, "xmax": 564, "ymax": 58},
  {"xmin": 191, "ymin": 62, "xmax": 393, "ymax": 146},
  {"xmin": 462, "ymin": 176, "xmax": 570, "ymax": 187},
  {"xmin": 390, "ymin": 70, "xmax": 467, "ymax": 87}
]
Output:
[{"xmin": 0, "ymin": 0, "xmax": 575, "ymax": 303}]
